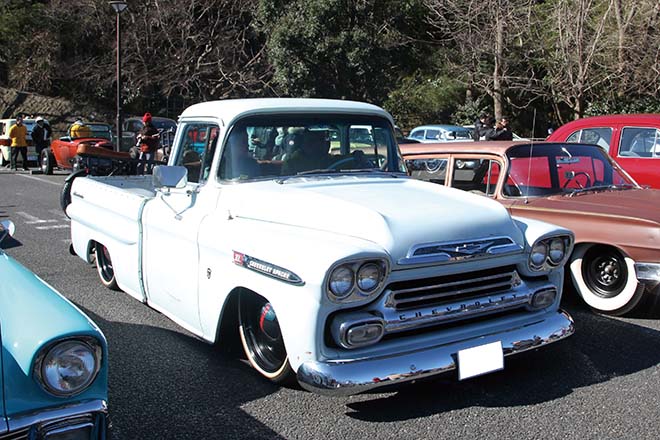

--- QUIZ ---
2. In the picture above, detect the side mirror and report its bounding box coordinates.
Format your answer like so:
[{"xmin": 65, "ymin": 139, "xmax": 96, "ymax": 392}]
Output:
[
  {"xmin": 152, "ymin": 165, "xmax": 188, "ymax": 189},
  {"xmin": 1, "ymin": 219, "xmax": 15, "ymax": 244}
]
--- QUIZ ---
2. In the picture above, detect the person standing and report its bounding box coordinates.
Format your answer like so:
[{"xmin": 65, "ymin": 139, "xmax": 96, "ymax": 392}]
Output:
[
  {"xmin": 8, "ymin": 115, "xmax": 29, "ymax": 171},
  {"xmin": 473, "ymin": 113, "xmax": 489, "ymax": 141},
  {"xmin": 137, "ymin": 112, "xmax": 160, "ymax": 174},
  {"xmin": 486, "ymin": 117, "xmax": 513, "ymax": 141},
  {"xmin": 31, "ymin": 116, "xmax": 52, "ymax": 158}
]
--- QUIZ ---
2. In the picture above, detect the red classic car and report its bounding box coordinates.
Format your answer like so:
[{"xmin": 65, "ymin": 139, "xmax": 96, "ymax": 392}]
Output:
[
  {"xmin": 400, "ymin": 140, "xmax": 660, "ymax": 316},
  {"xmin": 546, "ymin": 114, "xmax": 660, "ymax": 188},
  {"xmin": 40, "ymin": 122, "xmax": 115, "ymax": 174}
]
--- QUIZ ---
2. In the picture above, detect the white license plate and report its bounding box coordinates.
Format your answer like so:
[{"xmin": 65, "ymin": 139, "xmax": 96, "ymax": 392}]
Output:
[
  {"xmin": 28, "ymin": 154, "xmax": 37, "ymax": 161},
  {"xmin": 457, "ymin": 341, "xmax": 504, "ymax": 380}
]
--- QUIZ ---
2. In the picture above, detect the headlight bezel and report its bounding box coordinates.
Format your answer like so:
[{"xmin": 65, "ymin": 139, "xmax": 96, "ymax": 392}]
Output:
[
  {"xmin": 326, "ymin": 258, "xmax": 389, "ymax": 303},
  {"xmin": 33, "ymin": 337, "xmax": 103, "ymax": 398},
  {"xmin": 528, "ymin": 235, "xmax": 573, "ymax": 272}
]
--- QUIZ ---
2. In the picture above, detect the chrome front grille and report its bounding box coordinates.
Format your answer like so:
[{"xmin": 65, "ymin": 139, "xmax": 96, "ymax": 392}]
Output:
[
  {"xmin": 371, "ymin": 265, "xmax": 555, "ymax": 335},
  {"xmin": 387, "ymin": 266, "xmax": 520, "ymax": 311}
]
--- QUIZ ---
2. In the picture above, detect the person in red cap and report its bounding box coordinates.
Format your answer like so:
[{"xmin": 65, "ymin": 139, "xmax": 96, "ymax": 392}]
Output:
[{"xmin": 137, "ymin": 112, "xmax": 160, "ymax": 174}]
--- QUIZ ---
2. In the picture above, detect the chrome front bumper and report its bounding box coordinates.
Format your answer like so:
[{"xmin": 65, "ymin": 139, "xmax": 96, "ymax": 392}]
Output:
[
  {"xmin": 1, "ymin": 399, "xmax": 107, "ymax": 439},
  {"xmin": 297, "ymin": 310, "xmax": 574, "ymax": 396},
  {"xmin": 635, "ymin": 262, "xmax": 660, "ymax": 290}
]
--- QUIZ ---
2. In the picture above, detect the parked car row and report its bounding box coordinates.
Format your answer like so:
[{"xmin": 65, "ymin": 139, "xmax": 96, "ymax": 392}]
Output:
[
  {"xmin": 3, "ymin": 100, "xmax": 659, "ymax": 438},
  {"xmin": 406, "ymin": 113, "xmax": 660, "ymax": 189}
]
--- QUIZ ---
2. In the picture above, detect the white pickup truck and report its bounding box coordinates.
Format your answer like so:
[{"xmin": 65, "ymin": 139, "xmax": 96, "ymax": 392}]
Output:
[{"xmin": 68, "ymin": 98, "xmax": 575, "ymax": 395}]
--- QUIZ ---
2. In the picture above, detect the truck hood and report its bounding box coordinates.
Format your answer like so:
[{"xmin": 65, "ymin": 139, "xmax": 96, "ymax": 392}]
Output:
[
  {"xmin": 523, "ymin": 188, "xmax": 660, "ymax": 226},
  {"xmin": 223, "ymin": 176, "xmax": 523, "ymax": 264}
]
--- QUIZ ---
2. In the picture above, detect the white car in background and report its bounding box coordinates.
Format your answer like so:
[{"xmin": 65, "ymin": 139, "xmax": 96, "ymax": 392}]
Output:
[
  {"xmin": 409, "ymin": 124, "xmax": 473, "ymax": 143},
  {"xmin": 0, "ymin": 117, "xmax": 47, "ymax": 166}
]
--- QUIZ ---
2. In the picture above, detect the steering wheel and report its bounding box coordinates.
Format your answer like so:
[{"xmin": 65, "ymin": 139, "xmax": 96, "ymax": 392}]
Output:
[
  {"xmin": 562, "ymin": 171, "xmax": 592, "ymax": 189},
  {"xmin": 328, "ymin": 151, "xmax": 383, "ymax": 170},
  {"xmin": 328, "ymin": 156, "xmax": 357, "ymax": 170}
]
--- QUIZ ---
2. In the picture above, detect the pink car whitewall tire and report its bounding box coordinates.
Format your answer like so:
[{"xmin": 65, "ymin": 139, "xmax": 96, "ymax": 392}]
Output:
[{"xmin": 569, "ymin": 244, "xmax": 644, "ymax": 316}]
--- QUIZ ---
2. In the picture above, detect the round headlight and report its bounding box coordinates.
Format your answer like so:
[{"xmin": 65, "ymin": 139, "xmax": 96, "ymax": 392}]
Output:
[
  {"xmin": 356, "ymin": 263, "xmax": 382, "ymax": 293},
  {"xmin": 40, "ymin": 340, "xmax": 99, "ymax": 396},
  {"xmin": 328, "ymin": 265, "xmax": 354, "ymax": 299},
  {"xmin": 548, "ymin": 238, "xmax": 566, "ymax": 265},
  {"xmin": 530, "ymin": 241, "xmax": 549, "ymax": 269}
]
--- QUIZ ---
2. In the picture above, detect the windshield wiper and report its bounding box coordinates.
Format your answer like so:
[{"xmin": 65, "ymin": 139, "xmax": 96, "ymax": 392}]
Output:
[
  {"xmin": 276, "ymin": 168, "xmax": 402, "ymax": 184},
  {"xmin": 567, "ymin": 184, "xmax": 637, "ymax": 197}
]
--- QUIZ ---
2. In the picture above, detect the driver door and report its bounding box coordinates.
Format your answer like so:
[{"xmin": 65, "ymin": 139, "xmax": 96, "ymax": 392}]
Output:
[{"xmin": 141, "ymin": 122, "xmax": 220, "ymax": 333}]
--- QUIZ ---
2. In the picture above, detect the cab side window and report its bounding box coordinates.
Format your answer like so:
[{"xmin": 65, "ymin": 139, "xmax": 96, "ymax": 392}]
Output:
[{"xmin": 173, "ymin": 122, "xmax": 220, "ymax": 184}]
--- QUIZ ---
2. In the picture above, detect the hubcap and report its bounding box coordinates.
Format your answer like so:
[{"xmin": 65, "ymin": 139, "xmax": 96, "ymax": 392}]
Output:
[
  {"xmin": 241, "ymin": 297, "xmax": 286, "ymax": 374},
  {"xmin": 97, "ymin": 245, "xmax": 114, "ymax": 282}
]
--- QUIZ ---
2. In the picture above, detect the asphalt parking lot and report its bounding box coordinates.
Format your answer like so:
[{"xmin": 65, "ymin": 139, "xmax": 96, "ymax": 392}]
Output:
[{"xmin": 1, "ymin": 169, "xmax": 659, "ymax": 440}]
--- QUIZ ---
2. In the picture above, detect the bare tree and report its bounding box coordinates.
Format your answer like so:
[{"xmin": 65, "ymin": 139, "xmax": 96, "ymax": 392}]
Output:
[
  {"xmin": 424, "ymin": 0, "xmax": 539, "ymax": 120},
  {"xmin": 122, "ymin": 0, "xmax": 273, "ymax": 105}
]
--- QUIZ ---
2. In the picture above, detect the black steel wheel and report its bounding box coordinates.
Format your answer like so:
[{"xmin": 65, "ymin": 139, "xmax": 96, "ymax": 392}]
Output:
[
  {"xmin": 238, "ymin": 292, "xmax": 293, "ymax": 383},
  {"xmin": 95, "ymin": 243, "xmax": 119, "ymax": 290},
  {"xmin": 582, "ymin": 246, "xmax": 628, "ymax": 299},
  {"xmin": 570, "ymin": 244, "xmax": 645, "ymax": 316}
]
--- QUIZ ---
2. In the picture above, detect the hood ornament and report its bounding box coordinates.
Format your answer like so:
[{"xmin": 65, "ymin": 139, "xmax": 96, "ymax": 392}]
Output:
[{"xmin": 399, "ymin": 236, "xmax": 522, "ymax": 266}]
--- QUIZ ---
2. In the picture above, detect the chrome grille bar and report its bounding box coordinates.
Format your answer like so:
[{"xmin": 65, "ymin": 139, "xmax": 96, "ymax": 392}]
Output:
[{"xmin": 389, "ymin": 270, "xmax": 518, "ymax": 310}]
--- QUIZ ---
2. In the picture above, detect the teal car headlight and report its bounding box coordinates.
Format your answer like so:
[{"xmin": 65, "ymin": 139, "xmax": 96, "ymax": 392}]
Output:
[{"xmin": 36, "ymin": 339, "xmax": 102, "ymax": 397}]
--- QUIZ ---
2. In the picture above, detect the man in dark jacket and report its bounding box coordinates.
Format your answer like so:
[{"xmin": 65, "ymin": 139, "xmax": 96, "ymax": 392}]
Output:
[
  {"xmin": 486, "ymin": 117, "xmax": 514, "ymax": 141},
  {"xmin": 137, "ymin": 112, "xmax": 160, "ymax": 174},
  {"xmin": 473, "ymin": 113, "xmax": 494, "ymax": 141},
  {"xmin": 31, "ymin": 116, "xmax": 52, "ymax": 159}
]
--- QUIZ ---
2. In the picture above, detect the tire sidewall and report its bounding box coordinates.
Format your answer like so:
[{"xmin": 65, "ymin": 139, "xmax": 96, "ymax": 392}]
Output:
[
  {"xmin": 570, "ymin": 245, "xmax": 643, "ymax": 314},
  {"xmin": 95, "ymin": 243, "xmax": 119, "ymax": 290},
  {"xmin": 41, "ymin": 148, "xmax": 53, "ymax": 174},
  {"xmin": 238, "ymin": 294, "xmax": 292, "ymax": 382}
]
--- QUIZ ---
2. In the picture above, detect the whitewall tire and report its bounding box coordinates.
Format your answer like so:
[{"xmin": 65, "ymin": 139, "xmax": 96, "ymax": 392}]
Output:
[{"xmin": 569, "ymin": 244, "xmax": 644, "ymax": 316}]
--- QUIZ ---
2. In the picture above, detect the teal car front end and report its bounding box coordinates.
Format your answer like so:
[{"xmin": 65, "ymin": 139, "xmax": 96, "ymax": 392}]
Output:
[{"xmin": 1, "ymin": 221, "xmax": 107, "ymax": 439}]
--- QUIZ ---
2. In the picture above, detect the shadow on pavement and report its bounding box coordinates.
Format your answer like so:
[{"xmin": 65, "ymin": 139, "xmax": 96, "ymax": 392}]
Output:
[
  {"xmin": 80, "ymin": 307, "xmax": 286, "ymax": 440},
  {"xmin": 345, "ymin": 302, "xmax": 660, "ymax": 421}
]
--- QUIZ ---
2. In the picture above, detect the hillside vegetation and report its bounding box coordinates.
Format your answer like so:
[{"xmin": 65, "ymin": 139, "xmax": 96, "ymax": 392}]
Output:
[{"xmin": 2, "ymin": 0, "xmax": 659, "ymax": 136}]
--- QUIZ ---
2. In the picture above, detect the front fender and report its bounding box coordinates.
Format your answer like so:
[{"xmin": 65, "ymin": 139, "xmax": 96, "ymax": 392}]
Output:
[
  {"xmin": 0, "ymin": 254, "xmax": 108, "ymax": 416},
  {"xmin": 197, "ymin": 215, "xmax": 391, "ymax": 370}
]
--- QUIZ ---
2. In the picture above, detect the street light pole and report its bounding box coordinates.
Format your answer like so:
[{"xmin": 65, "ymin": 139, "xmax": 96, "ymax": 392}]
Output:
[{"xmin": 109, "ymin": 1, "xmax": 128, "ymax": 152}]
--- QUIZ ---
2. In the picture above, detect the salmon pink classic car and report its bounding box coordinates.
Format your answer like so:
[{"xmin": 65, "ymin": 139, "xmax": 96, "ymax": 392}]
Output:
[
  {"xmin": 400, "ymin": 140, "xmax": 660, "ymax": 316},
  {"xmin": 547, "ymin": 114, "xmax": 660, "ymax": 188}
]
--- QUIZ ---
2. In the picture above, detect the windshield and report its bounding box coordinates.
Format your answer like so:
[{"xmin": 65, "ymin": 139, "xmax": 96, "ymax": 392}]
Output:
[
  {"xmin": 86, "ymin": 124, "xmax": 112, "ymax": 140},
  {"xmin": 218, "ymin": 114, "xmax": 405, "ymax": 181},
  {"xmin": 504, "ymin": 143, "xmax": 638, "ymax": 197},
  {"xmin": 153, "ymin": 120, "xmax": 176, "ymax": 131}
]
